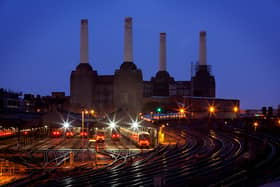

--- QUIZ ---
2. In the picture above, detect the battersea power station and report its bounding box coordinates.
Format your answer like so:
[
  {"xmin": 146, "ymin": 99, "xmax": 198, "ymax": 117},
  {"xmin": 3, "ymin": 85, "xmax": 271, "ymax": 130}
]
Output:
[{"xmin": 70, "ymin": 17, "xmax": 239, "ymax": 119}]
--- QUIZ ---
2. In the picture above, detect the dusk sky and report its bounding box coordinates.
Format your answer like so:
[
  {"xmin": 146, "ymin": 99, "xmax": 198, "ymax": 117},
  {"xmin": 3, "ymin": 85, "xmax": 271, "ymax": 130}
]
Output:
[{"xmin": 0, "ymin": 0, "xmax": 279, "ymax": 109}]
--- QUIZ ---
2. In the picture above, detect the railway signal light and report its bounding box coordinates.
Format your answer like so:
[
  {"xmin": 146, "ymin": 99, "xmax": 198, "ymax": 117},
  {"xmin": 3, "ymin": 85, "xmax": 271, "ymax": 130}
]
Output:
[{"xmin": 156, "ymin": 107, "xmax": 162, "ymax": 113}]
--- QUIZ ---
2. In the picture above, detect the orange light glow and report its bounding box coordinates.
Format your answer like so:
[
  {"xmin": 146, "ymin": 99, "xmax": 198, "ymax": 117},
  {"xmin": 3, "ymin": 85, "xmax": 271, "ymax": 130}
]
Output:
[
  {"xmin": 233, "ymin": 106, "xmax": 238, "ymax": 113},
  {"xmin": 179, "ymin": 108, "xmax": 185, "ymax": 113},
  {"xmin": 253, "ymin": 122, "xmax": 258, "ymax": 127},
  {"xmin": 209, "ymin": 106, "xmax": 215, "ymax": 113}
]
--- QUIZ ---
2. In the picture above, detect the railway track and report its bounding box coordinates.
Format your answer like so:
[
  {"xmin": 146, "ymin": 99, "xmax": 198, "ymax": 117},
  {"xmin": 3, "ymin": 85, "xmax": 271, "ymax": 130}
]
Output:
[
  {"xmin": 40, "ymin": 128, "xmax": 244, "ymax": 186},
  {"xmin": 5, "ymin": 124, "xmax": 280, "ymax": 186}
]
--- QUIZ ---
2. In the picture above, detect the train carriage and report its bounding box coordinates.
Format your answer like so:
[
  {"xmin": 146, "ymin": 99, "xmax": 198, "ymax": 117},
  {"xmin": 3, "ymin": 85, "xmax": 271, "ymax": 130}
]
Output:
[{"xmin": 120, "ymin": 127, "xmax": 151, "ymax": 148}]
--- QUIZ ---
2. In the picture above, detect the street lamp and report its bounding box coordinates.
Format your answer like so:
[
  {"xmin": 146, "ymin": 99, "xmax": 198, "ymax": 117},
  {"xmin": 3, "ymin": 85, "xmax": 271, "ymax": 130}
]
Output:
[
  {"xmin": 179, "ymin": 108, "xmax": 187, "ymax": 119},
  {"xmin": 209, "ymin": 106, "xmax": 215, "ymax": 113},
  {"xmin": 132, "ymin": 122, "xmax": 138, "ymax": 129},
  {"xmin": 253, "ymin": 121, "xmax": 258, "ymax": 132},
  {"xmin": 106, "ymin": 114, "xmax": 119, "ymax": 130},
  {"xmin": 63, "ymin": 122, "xmax": 70, "ymax": 129},
  {"xmin": 208, "ymin": 106, "xmax": 215, "ymax": 125},
  {"xmin": 109, "ymin": 121, "xmax": 116, "ymax": 129},
  {"xmin": 129, "ymin": 118, "xmax": 142, "ymax": 131},
  {"xmin": 81, "ymin": 110, "xmax": 85, "ymax": 147},
  {"xmin": 179, "ymin": 108, "xmax": 185, "ymax": 113},
  {"xmin": 233, "ymin": 106, "xmax": 239, "ymax": 113}
]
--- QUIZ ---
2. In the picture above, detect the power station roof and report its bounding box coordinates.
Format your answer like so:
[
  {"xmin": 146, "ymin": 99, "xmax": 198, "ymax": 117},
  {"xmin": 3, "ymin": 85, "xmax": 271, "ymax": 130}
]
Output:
[
  {"xmin": 120, "ymin": 62, "xmax": 137, "ymax": 71},
  {"xmin": 76, "ymin": 63, "xmax": 93, "ymax": 72},
  {"xmin": 97, "ymin": 75, "xmax": 114, "ymax": 83}
]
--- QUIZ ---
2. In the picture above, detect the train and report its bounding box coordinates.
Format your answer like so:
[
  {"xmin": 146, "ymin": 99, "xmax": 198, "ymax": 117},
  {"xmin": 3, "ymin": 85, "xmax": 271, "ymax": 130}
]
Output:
[
  {"xmin": 0, "ymin": 128, "xmax": 16, "ymax": 139},
  {"xmin": 119, "ymin": 127, "xmax": 151, "ymax": 148},
  {"xmin": 110, "ymin": 129, "xmax": 121, "ymax": 141}
]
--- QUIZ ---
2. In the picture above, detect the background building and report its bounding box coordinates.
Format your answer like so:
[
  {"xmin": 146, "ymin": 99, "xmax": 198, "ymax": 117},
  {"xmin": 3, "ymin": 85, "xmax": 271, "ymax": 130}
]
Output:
[{"xmin": 70, "ymin": 17, "xmax": 238, "ymax": 119}]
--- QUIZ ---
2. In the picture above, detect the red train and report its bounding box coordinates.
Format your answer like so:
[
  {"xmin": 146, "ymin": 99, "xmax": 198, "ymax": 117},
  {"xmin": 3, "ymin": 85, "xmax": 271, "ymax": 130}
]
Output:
[
  {"xmin": 111, "ymin": 129, "xmax": 120, "ymax": 141},
  {"xmin": 120, "ymin": 127, "xmax": 151, "ymax": 148}
]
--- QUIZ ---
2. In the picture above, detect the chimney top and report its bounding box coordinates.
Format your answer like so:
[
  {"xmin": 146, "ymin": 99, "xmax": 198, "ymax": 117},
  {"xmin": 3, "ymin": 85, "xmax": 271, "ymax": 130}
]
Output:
[
  {"xmin": 125, "ymin": 17, "xmax": 132, "ymax": 22},
  {"xmin": 200, "ymin": 31, "xmax": 206, "ymax": 36},
  {"xmin": 81, "ymin": 19, "xmax": 88, "ymax": 24}
]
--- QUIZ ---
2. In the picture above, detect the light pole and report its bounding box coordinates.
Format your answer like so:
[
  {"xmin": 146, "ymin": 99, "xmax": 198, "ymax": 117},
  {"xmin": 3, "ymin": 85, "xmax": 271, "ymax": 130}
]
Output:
[
  {"xmin": 233, "ymin": 106, "xmax": 239, "ymax": 120},
  {"xmin": 81, "ymin": 110, "xmax": 85, "ymax": 148},
  {"xmin": 209, "ymin": 106, "xmax": 215, "ymax": 115},
  {"xmin": 82, "ymin": 109, "xmax": 95, "ymax": 148},
  {"xmin": 208, "ymin": 105, "xmax": 215, "ymax": 129},
  {"xmin": 179, "ymin": 108, "xmax": 186, "ymax": 119}
]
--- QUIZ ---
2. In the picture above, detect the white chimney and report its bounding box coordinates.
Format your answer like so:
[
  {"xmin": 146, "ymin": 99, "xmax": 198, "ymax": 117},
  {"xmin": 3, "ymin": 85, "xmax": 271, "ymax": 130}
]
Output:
[
  {"xmin": 80, "ymin": 19, "xmax": 88, "ymax": 64},
  {"xmin": 159, "ymin": 33, "xmax": 167, "ymax": 71},
  {"xmin": 124, "ymin": 17, "xmax": 133, "ymax": 62},
  {"xmin": 199, "ymin": 31, "xmax": 207, "ymax": 66}
]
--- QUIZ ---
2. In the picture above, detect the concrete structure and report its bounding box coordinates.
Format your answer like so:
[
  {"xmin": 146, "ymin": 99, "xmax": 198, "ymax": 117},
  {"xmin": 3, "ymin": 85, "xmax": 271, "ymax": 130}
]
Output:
[
  {"xmin": 141, "ymin": 96, "xmax": 239, "ymax": 119},
  {"xmin": 147, "ymin": 33, "xmax": 191, "ymax": 97},
  {"xmin": 70, "ymin": 19, "xmax": 97, "ymax": 109},
  {"xmin": 191, "ymin": 31, "xmax": 215, "ymax": 97},
  {"xmin": 114, "ymin": 17, "xmax": 143, "ymax": 115},
  {"xmin": 80, "ymin": 19, "xmax": 89, "ymax": 64},
  {"xmin": 69, "ymin": 18, "xmax": 237, "ymax": 119},
  {"xmin": 199, "ymin": 31, "xmax": 207, "ymax": 66},
  {"xmin": 159, "ymin": 33, "xmax": 167, "ymax": 71},
  {"xmin": 124, "ymin": 17, "xmax": 133, "ymax": 62},
  {"xmin": 149, "ymin": 33, "xmax": 175, "ymax": 97}
]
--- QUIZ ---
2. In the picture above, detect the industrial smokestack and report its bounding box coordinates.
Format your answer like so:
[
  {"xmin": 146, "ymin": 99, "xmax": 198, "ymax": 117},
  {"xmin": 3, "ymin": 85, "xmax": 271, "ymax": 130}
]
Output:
[
  {"xmin": 159, "ymin": 33, "xmax": 167, "ymax": 71},
  {"xmin": 124, "ymin": 17, "xmax": 133, "ymax": 62},
  {"xmin": 80, "ymin": 19, "xmax": 88, "ymax": 64},
  {"xmin": 199, "ymin": 31, "xmax": 207, "ymax": 66}
]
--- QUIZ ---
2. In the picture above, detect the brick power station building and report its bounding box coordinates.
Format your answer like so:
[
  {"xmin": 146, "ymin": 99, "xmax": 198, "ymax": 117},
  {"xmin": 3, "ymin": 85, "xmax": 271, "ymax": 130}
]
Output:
[{"xmin": 70, "ymin": 17, "xmax": 239, "ymax": 119}]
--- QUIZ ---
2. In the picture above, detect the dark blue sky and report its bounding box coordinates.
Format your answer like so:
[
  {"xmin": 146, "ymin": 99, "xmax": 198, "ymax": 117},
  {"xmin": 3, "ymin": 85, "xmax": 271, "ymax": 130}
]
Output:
[{"xmin": 0, "ymin": 0, "xmax": 279, "ymax": 109}]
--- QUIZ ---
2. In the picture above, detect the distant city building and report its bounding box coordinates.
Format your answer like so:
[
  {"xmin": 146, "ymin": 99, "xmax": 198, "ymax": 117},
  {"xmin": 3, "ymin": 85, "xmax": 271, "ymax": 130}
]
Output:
[
  {"xmin": 0, "ymin": 88, "xmax": 22, "ymax": 111},
  {"xmin": 70, "ymin": 18, "xmax": 238, "ymax": 119}
]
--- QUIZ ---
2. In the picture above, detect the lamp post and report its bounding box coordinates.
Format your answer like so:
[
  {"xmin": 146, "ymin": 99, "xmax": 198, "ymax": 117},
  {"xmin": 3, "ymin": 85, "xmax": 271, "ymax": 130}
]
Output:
[
  {"xmin": 81, "ymin": 110, "xmax": 85, "ymax": 148},
  {"xmin": 82, "ymin": 109, "xmax": 95, "ymax": 148},
  {"xmin": 209, "ymin": 106, "xmax": 215, "ymax": 114},
  {"xmin": 208, "ymin": 105, "xmax": 215, "ymax": 129},
  {"xmin": 179, "ymin": 108, "xmax": 186, "ymax": 119},
  {"xmin": 85, "ymin": 110, "xmax": 89, "ymax": 141},
  {"xmin": 233, "ymin": 106, "xmax": 239, "ymax": 121},
  {"xmin": 89, "ymin": 110, "xmax": 95, "ymax": 137}
]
